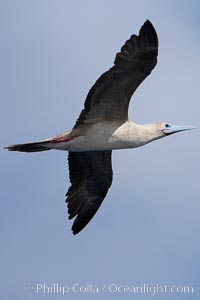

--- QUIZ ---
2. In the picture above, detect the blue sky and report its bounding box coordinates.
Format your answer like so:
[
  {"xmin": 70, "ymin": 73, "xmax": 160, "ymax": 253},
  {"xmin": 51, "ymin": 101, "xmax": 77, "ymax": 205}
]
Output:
[{"xmin": 0, "ymin": 1, "xmax": 200, "ymax": 299}]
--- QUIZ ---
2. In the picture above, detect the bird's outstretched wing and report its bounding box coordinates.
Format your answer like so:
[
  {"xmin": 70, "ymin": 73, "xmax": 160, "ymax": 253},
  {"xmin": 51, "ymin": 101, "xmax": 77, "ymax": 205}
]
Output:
[
  {"xmin": 66, "ymin": 151, "xmax": 113, "ymax": 234},
  {"xmin": 74, "ymin": 20, "xmax": 158, "ymax": 128}
]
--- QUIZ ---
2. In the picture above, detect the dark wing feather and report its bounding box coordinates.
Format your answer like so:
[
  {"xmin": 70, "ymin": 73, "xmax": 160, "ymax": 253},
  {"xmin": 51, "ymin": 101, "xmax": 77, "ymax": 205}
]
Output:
[
  {"xmin": 66, "ymin": 151, "xmax": 113, "ymax": 235},
  {"xmin": 74, "ymin": 20, "xmax": 158, "ymax": 128}
]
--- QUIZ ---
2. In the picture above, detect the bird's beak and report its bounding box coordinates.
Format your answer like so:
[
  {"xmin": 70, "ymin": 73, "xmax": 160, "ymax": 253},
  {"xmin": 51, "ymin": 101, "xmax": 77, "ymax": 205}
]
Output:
[{"xmin": 162, "ymin": 125, "xmax": 195, "ymax": 135}]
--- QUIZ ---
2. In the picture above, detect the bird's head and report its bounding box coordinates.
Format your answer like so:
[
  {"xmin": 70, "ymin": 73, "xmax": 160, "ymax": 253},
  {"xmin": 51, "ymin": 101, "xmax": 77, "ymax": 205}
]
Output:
[
  {"xmin": 159, "ymin": 122, "xmax": 195, "ymax": 137},
  {"xmin": 138, "ymin": 122, "xmax": 195, "ymax": 145}
]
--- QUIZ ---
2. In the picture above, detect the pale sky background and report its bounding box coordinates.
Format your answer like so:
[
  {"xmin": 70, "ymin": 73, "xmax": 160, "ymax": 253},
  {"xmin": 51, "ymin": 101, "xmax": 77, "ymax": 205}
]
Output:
[{"xmin": 0, "ymin": 0, "xmax": 200, "ymax": 299}]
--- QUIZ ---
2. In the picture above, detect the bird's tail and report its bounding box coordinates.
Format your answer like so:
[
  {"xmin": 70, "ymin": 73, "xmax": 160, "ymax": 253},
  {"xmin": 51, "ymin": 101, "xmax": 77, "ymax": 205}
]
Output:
[{"xmin": 3, "ymin": 141, "xmax": 51, "ymax": 152}]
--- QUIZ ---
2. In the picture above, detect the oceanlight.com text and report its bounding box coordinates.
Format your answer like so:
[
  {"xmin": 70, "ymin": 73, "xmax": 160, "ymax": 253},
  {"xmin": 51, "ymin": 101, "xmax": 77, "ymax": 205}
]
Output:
[{"xmin": 25, "ymin": 282, "xmax": 194, "ymax": 296}]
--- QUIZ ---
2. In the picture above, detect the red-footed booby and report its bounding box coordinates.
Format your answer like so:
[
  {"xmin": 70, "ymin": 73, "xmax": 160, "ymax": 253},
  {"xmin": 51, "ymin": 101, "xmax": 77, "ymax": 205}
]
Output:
[{"xmin": 4, "ymin": 20, "xmax": 194, "ymax": 235}]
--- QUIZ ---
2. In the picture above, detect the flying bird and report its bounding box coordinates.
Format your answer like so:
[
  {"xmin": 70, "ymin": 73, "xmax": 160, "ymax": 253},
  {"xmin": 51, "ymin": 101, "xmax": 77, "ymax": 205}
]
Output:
[{"xmin": 4, "ymin": 20, "xmax": 194, "ymax": 235}]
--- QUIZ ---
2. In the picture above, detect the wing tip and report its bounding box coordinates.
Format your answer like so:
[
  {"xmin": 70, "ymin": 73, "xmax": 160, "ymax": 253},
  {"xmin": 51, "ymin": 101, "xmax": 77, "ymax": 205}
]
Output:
[
  {"xmin": 143, "ymin": 19, "xmax": 156, "ymax": 31},
  {"xmin": 3, "ymin": 144, "xmax": 17, "ymax": 151},
  {"xmin": 144, "ymin": 19, "xmax": 153, "ymax": 26},
  {"xmin": 71, "ymin": 220, "xmax": 83, "ymax": 235},
  {"xmin": 71, "ymin": 228, "xmax": 80, "ymax": 235},
  {"xmin": 139, "ymin": 19, "xmax": 158, "ymax": 48}
]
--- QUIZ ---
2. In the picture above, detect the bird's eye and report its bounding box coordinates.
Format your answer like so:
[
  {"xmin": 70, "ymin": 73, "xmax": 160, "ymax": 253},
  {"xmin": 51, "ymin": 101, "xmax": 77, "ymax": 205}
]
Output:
[{"xmin": 165, "ymin": 123, "xmax": 172, "ymax": 128}]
